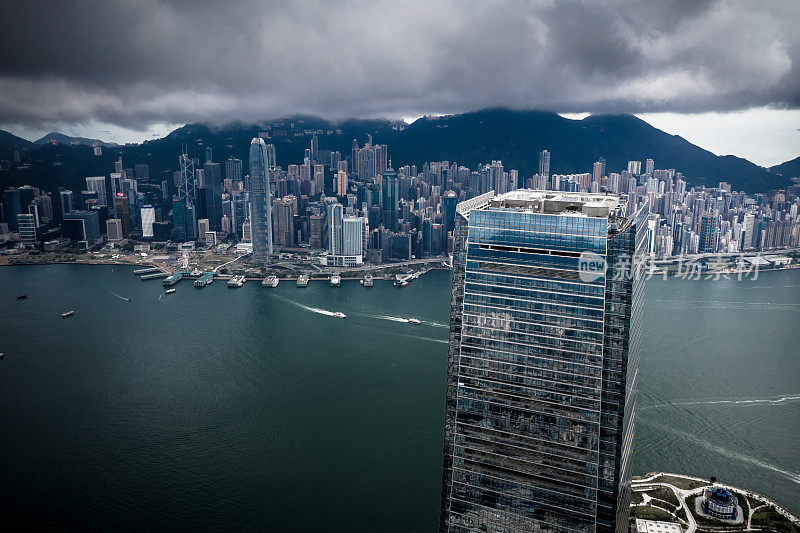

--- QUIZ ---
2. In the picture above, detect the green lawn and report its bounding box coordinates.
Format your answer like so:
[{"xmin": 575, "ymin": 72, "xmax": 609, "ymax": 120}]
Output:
[
  {"xmin": 751, "ymin": 508, "xmax": 800, "ymax": 533},
  {"xmin": 631, "ymin": 505, "xmax": 675, "ymax": 522}
]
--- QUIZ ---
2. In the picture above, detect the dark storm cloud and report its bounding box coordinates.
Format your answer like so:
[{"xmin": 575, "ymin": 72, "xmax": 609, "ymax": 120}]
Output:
[{"xmin": 0, "ymin": 0, "xmax": 798, "ymax": 130}]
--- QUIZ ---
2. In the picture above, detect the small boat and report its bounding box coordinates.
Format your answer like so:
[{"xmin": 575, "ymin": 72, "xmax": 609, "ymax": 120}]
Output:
[
  {"xmin": 262, "ymin": 275, "xmax": 279, "ymax": 288},
  {"xmin": 362, "ymin": 274, "xmax": 373, "ymax": 287},
  {"xmin": 330, "ymin": 274, "xmax": 341, "ymax": 287},
  {"xmin": 165, "ymin": 288, "xmax": 176, "ymax": 294},
  {"xmin": 333, "ymin": 311, "xmax": 346, "ymax": 319},
  {"xmin": 296, "ymin": 274, "xmax": 309, "ymax": 287},
  {"xmin": 16, "ymin": 293, "xmax": 27, "ymax": 300},
  {"xmin": 61, "ymin": 310, "xmax": 75, "ymax": 318},
  {"xmin": 0, "ymin": 352, "xmax": 4, "ymax": 360},
  {"xmin": 227, "ymin": 275, "xmax": 246, "ymax": 288},
  {"xmin": 408, "ymin": 318, "xmax": 421, "ymax": 325}
]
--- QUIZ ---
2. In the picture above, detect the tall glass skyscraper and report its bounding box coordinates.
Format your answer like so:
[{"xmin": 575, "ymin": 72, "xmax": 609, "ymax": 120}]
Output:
[
  {"xmin": 249, "ymin": 137, "xmax": 273, "ymax": 262},
  {"xmin": 440, "ymin": 190, "xmax": 648, "ymax": 533}
]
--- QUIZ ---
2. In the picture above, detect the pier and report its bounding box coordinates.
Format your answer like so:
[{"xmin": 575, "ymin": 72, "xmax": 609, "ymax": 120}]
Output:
[
  {"xmin": 133, "ymin": 267, "xmax": 161, "ymax": 275},
  {"xmin": 162, "ymin": 272, "xmax": 186, "ymax": 286},
  {"xmin": 140, "ymin": 272, "xmax": 169, "ymax": 280},
  {"xmin": 194, "ymin": 272, "xmax": 214, "ymax": 287}
]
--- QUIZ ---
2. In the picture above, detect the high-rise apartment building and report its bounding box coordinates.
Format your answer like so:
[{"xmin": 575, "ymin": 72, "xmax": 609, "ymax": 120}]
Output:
[
  {"xmin": 538, "ymin": 150, "xmax": 550, "ymax": 181},
  {"xmin": 249, "ymin": 137, "xmax": 273, "ymax": 262},
  {"xmin": 336, "ymin": 170, "xmax": 348, "ymax": 197},
  {"xmin": 440, "ymin": 190, "xmax": 648, "ymax": 533}
]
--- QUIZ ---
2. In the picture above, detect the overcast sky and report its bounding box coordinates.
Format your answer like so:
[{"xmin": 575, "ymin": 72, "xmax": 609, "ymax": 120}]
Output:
[{"xmin": 0, "ymin": 0, "xmax": 798, "ymax": 166}]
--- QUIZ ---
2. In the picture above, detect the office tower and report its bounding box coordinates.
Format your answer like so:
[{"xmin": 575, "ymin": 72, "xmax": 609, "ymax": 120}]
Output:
[
  {"xmin": 310, "ymin": 214, "xmax": 324, "ymax": 249},
  {"xmin": 3, "ymin": 187, "xmax": 21, "ymax": 231},
  {"xmin": 172, "ymin": 197, "xmax": 195, "ymax": 242},
  {"xmin": 106, "ymin": 219, "xmax": 123, "ymax": 241},
  {"xmin": 342, "ymin": 217, "xmax": 364, "ymax": 261},
  {"xmin": 327, "ymin": 202, "xmax": 344, "ymax": 255},
  {"xmin": 266, "ymin": 143, "xmax": 277, "ymax": 171},
  {"xmin": 273, "ymin": 195, "xmax": 298, "ymax": 247},
  {"xmin": 538, "ymin": 150, "xmax": 550, "ymax": 181},
  {"xmin": 231, "ymin": 190, "xmax": 248, "ymax": 239},
  {"xmin": 141, "ymin": 205, "xmax": 155, "ymax": 237},
  {"xmin": 742, "ymin": 213, "xmax": 756, "ymax": 250},
  {"xmin": 32, "ymin": 194, "xmax": 53, "ymax": 223},
  {"xmin": 645, "ymin": 159, "xmax": 654, "ymax": 176},
  {"xmin": 599, "ymin": 157, "xmax": 607, "ymax": 179},
  {"xmin": 63, "ymin": 210, "xmax": 102, "ymax": 245},
  {"xmin": 198, "ymin": 218, "xmax": 210, "ymax": 240},
  {"xmin": 310, "ymin": 135, "xmax": 319, "ymax": 163},
  {"xmin": 336, "ymin": 170, "xmax": 348, "ymax": 197},
  {"xmin": 221, "ymin": 215, "xmax": 231, "ymax": 235},
  {"xmin": 114, "ymin": 194, "xmax": 131, "ymax": 237},
  {"xmin": 85, "ymin": 176, "xmax": 107, "ymax": 206},
  {"xmin": 225, "ymin": 157, "xmax": 243, "ymax": 181},
  {"xmin": 203, "ymin": 161, "xmax": 223, "ymax": 230},
  {"xmin": 627, "ymin": 161, "xmax": 641, "ymax": 175},
  {"xmin": 18, "ymin": 213, "xmax": 36, "ymax": 247},
  {"xmin": 440, "ymin": 190, "xmax": 647, "ymax": 533},
  {"xmin": 58, "ymin": 189, "xmax": 74, "ymax": 219},
  {"xmin": 249, "ymin": 137, "xmax": 273, "ymax": 262},
  {"xmin": 443, "ymin": 191, "xmax": 458, "ymax": 234},
  {"xmin": 205, "ymin": 146, "xmax": 213, "ymax": 164},
  {"xmin": 381, "ymin": 167, "xmax": 399, "ymax": 231}
]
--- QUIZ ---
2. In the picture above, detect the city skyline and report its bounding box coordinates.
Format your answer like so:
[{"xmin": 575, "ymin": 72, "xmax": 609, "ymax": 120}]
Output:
[{"xmin": 0, "ymin": 1, "xmax": 799, "ymax": 166}]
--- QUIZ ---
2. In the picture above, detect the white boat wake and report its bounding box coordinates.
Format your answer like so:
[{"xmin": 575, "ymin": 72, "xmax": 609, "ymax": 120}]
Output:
[
  {"xmin": 642, "ymin": 393, "xmax": 800, "ymax": 410},
  {"xmin": 376, "ymin": 314, "xmax": 409, "ymax": 323},
  {"xmin": 374, "ymin": 314, "xmax": 448, "ymax": 328},
  {"xmin": 111, "ymin": 291, "xmax": 131, "ymax": 302},
  {"xmin": 271, "ymin": 294, "xmax": 344, "ymax": 318}
]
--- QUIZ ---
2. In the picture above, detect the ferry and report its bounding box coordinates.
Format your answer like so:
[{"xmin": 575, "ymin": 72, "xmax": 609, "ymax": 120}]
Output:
[
  {"xmin": 408, "ymin": 318, "xmax": 421, "ymax": 325},
  {"xmin": 165, "ymin": 288, "xmax": 176, "ymax": 294},
  {"xmin": 296, "ymin": 274, "xmax": 309, "ymax": 287},
  {"xmin": 361, "ymin": 274, "xmax": 374, "ymax": 287},
  {"xmin": 333, "ymin": 311, "xmax": 347, "ymax": 319},
  {"xmin": 227, "ymin": 275, "xmax": 246, "ymax": 288},
  {"xmin": 262, "ymin": 275, "xmax": 279, "ymax": 288},
  {"xmin": 16, "ymin": 293, "xmax": 27, "ymax": 300},
  {"xmin": 330, "ymin": 274, "xmax": 341, "ymax": 287},
  {"xmin": 61, "ymin": 310, "xmax": 75, "ymax": 318}
]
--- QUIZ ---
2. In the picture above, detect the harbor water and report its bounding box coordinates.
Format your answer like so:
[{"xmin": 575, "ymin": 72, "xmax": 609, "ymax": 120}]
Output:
[{"xmin": 0, "ymin": 264, "xmax": 798, "ymax": 530}]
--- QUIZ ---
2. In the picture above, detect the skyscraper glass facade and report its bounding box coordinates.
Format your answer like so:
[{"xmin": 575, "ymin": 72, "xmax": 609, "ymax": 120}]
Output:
[
  {"xmin": 440, "ymin": 190, "xmax": 648, "ymax": 533},
  {"xmin": 249, "ymin": 137, "xmax": 273, "ymax": 262}
]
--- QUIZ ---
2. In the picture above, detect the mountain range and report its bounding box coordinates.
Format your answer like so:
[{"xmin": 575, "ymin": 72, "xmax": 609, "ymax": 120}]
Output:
[
  {"xmin": 0, "ymin": 109, "xmax": 796, "ymax": 196},
  {"xmin": 33, "ymin": 132, "xmax": 118, "ymax": 148}
]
